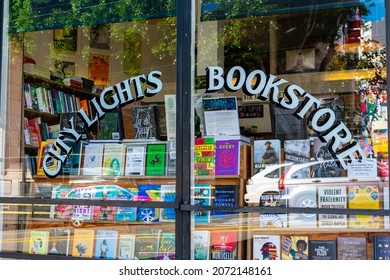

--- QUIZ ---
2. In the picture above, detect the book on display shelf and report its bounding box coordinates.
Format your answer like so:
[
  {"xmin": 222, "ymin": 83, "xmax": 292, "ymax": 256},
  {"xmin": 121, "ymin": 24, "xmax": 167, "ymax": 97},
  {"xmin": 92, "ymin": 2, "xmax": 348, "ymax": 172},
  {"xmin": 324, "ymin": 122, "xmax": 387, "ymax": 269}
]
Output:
[
  {"xmin": 337, "ymin": 237, "xmax": 367, "ymax": 260},
  {"xmin": 157, "ymin": 232, "xmax": 176, "ymax": 260},
  {"xmin": 281, "ymin": 235, "xmax": 309, "ymax": 260},
  {"xmin": 134, "ymin": 228, "xmax": 162, "ymax": 260},
  {"xmin": 318, "ymin": 186, "xmax": 347, "ymax": 228},
  {"xmin": 210, "ymin": 231, "xmax": 238, "ymax": 260},
  {"xmin": 72, "ymin": 229, "xmax": 95, "ymax": 258},
  {"xmin": 308, "ymin": 240, "xmax": 337, "ymax": 260},
  {"xmin": 192, "ymin": 184, "xmax": 212, "ymax": 223},
  {"xmin": 94, "ymin": 230, "xmax": 118, "ymax": 259},
  {"xmin": 28, "ymin": 230, "xmax": 50, "ymax": 255},
  {"xmin": 253, "ymin": 139, "xmax": 280, "ymax": 176},
  {"xmin": 50, "ymin": 185, "xmax": 74, "ymax": 220},
  {"xmin": 166, "ymin": 139, "xmax": 176, "ymax": 176},
  {"xmin": 136, "ymin": 184, "xmax": 161, "ymax": 223},
  {"xmin": 212, "ymin": 186, "xmax": 237, "ymax": 219},
  {"xmin": 283, "ymin": 139, "xmax": 311, "ymax": 178},
  {"xmin": 131, "ymin": 104, "xmax": 160, "ymax": 140},
  {"xmin": 97, "ymin": 108, "xmax": 124, "ymax": 140},
  {"xmin": 164, "ymin": 94, "xmax": 176, "ymax": 140},
  {"xmin": 259, "ymin": 191, "xmax": 287, "ymax": 228},
  {"xmin": 59, "ymin": 139, "xmax": 82, "ymax": 176},
  {"xmin": 124, "ymin": 144, "xmax": 146, "ymax": 176},
  {"xmin": 82, "ymin": 142, "xmax": 104, "ymax": 176},
  {"xmin": 115, "ymin": 187, "xmax": 138, "ymax": 222},
  {"xmin": 101, "ymin": 143, "xmax": 126, "ymax": 176},
  {"xmin": 191, "ymin": 230, "xmax": 210, "ymax": 260},
  {"xmin": 145, "ymin": 143, "xmax": 167, "ymax": 176},
  {"xmin": 159, "ymin": 185, "xmax": 176, "ymax": 222},
  {"xmin": 252, "ymin": 235, "xmax": 281, "ymax": 260},
  {"xmin": 48, "ymin": 228, "xmax": 71, "ymax": 256},
  {"xmin": 117, "ymin": 234, "xmax": 136, "ymax": 260},
  {"xmin": 92, "ymin": 185, "xmax": 118, "ymax": 221},
  {"xmin": 215, "ymin": 139, "xmax": 240, "ymax": 175},
  {"xmin": 373, "ymin": 235, "xmax": 390, "ymax": 260},
  {"xmin": 194, "ymin": 137, "xmax": 215, "ymax": 176}
]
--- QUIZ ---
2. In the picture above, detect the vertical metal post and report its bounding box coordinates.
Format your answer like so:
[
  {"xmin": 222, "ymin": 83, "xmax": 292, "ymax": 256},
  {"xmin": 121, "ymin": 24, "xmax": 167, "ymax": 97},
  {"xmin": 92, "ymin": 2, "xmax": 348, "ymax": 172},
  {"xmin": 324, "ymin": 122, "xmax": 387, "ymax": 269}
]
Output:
[{"xmin": 175, "ymin": 0, "xmax": 194, "ymax": 260}]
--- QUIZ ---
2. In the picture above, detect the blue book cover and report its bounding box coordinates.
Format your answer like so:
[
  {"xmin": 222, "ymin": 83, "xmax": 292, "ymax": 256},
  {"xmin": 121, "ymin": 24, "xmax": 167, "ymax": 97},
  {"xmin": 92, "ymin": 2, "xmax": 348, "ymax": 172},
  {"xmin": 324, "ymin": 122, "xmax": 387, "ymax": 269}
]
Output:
[
  {"xmin": 115, "ymin": 187, "xmax": 138, "ymax": 222},
  {"xmin": 374, "ymin": 235, "xmax": 390, "ymax": 260},
  {"xmin": 136, "ymin": 184, "xmax": 161, "ymax": 222},
  {"xmin": 212, "ymin": 186, "xmax": 237, "ymax": 218},
  {"xmin": 160, "ymin": 185, "xmax": 176, "ymax": 222},
  {"xmin": 193, "ymin": 184, "xmax": 212, "ymax": 223},
  {"xmin": 94, "ymin": 230, "xmax": 118, "ymax": 259},
  {"xmin": 93, "ymin": 185, "xmax": 118, "ymax": 221}
]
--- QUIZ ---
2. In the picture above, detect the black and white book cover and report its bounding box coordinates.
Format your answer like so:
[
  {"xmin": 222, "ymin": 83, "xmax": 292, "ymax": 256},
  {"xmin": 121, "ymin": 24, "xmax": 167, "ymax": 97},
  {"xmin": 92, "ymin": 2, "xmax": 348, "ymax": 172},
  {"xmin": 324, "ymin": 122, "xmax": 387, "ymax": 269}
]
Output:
[
  {"xmin": 283, "ymin": 139, "xmax": 311, "ymax": 178},
  {"xmin": 131, "ymin": 105, "xmax": 160, "ymax": 139}
]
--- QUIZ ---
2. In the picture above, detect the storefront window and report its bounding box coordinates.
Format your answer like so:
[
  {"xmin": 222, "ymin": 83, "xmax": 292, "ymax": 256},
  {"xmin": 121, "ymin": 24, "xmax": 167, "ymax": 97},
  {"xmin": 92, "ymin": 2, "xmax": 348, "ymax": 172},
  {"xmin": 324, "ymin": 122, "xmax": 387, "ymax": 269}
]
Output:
[{"xmin": 192, "ymin": 0, "xmax": 389, "ymax": 260}]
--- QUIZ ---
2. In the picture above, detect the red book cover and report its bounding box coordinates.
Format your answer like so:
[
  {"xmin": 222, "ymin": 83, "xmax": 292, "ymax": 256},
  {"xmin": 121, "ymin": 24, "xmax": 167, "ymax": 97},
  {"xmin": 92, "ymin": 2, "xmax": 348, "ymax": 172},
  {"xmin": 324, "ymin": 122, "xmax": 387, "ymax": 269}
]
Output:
[
  {"xmin": 28, "ymin": 117, "xmax": 42, "ymax": 147},
  {"xmin": 215, "ymin": 139, "xmax": 239, "ymax": 175},
  {"xmin": 210, "ymin": 231, "xmax": 238, "ymax": 260}
]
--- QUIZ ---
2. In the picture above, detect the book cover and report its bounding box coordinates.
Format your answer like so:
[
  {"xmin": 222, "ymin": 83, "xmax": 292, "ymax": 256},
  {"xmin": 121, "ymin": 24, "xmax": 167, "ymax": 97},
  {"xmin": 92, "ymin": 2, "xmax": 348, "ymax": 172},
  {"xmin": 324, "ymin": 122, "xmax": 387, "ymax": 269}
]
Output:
[
  {"xmin": 94, "ymin": 230, "xmax": 118, "ymax": 259},
  {"xmin": 82, "ymin": 143, "xmax": 104, "ymax": 175},
  {"xmin": 164, "ymin": 94, "xmax": 176, "ymax": 140},
  {"xmin": 287, "ymin": 186, "xmax": 317, "ymax": 228},
  {"xmin": 318, "ymin": 186, "xmax": 347, "ymax": 228},
  {"xmin": 71, "ymin": 187, "xmax": 94, "ymax": 221},
  {"xmin": 215, "ymin": 139, "xmax": 240, "ymax": 175},
  {"xmin": 131, "ymin": 105, "xmax": 160, "ymax": 139},
  {"xmin": 72, "ymin": 229, "xmax": 95, "ymax": 258},
  {"xmin": 159, "ymin": 185, "xmax": 176, "ymax": 222},
  {"xmin": 37, "ymin": 140, "xmax": 58, "ymax": 176},
  {"xmin": 210, "ymin": 231, "xmax": 238, "ymax": 260},
  {"xmin": 166, "ymin": 139, "xmax": 176, "ymax": 176},
  {"xmin": 50, "ymin": 185, "xmax": 74, "ymax": 220},
  {"xmin": 283, "ymin": 139, "xmax": 311, "ymax": 178},
  {"xmin": 97, "ymin": 108, "xmax": 124, "ymax": 140},
  {"xmin": 59, "ymin": 139, "xmax": 82, "ymax": 175},
  {"xmin": 134, "ymin": 228, "xmax": 162, "ymax": 260},
  {"xmin": 27, "ymin": 117, "xmax": 42, "ymax": 147},
  {"xmin": 348, "ymin": 185, "xmax": 380, "ymax": 229},
  {"xmin": 308, "ymin": 240, "xmax": 337, "ymax": 260},
  {"xmin": 253, "ymin": 139, "xmax": 281, "ymax": 176},
  {"xmin": 59, "ymin": 112, "xmax": 91, "ymax": 140},
  {"xmin": 374, "ymin": 235, "xmax": 390, "ymax": 260},
  {"xmin": 115, "ymin": 187, "xmax": 138, "ymax": 222},
  {"xmin": 192, "ymin": 184, "xmax": 212, "ymax": 223},
  {"xmin": 157, "ymin": 232, "xmax": 175, "ymax": 260},
  {"xmin": 212, "ymin": 186, "xmax": 237, "ymax": 219},
  {"xmin": 145, "ymin": 143, "xmax": 167, "ymax": 176},
  {"xmin": 191, "ymin": 230, "xmax": 210, "ymax": 260},
  {"xmin": 48, "ymin": 228, "xmax": 71, "ymax": 256},
  {"xmin": 281, "ymin": 235, "xmax": 309, "ymax": 260},
  {"xmin": 137, "ymin": 184, "xmax": 161, "ymax": 222},
  {"xmin": 337, "ymin": 237, "xmax": 367, "ymax": 260},
  {"xmin": 313, "ymin": 137, "xmax": 343, "ymax": 177},
  {"xmin": 117, "ymin": 234, "xmax": 136, "ymax": 260},
  {"xmin": 93, "ymin": 185, "xmax": 118, "ymax": 221},
  {"xmin": 259, "ymin": 192, "xmax": 288, "ymax": 228},
  {"xmin": 28, "ymin": 230, "xmax": 50, "ymax": 255},
  {"xmin": 202, "ymin": 96, "xmax": 240, "ymax": 136},
  {"xmin": 194, "ymin": 137, "xmax": 215, "ymax": 176},
  {"xmin": 124, "ymin": 145, "xmax": 146, "ymax": 176},
  {"xmin": 102, "ymin": 143, "xmax": 126, "ymax": 176},
  {"xmin": 252, "ymin": 235, "xmax": 281, "ymax": 260}
]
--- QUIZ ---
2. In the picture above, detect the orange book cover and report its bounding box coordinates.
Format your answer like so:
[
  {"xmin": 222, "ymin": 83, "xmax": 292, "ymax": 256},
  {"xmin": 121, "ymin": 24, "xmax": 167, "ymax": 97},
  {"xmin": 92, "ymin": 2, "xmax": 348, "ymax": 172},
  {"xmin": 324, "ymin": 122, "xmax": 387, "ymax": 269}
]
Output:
[{"xmin": 72, "ymin": 229, "xmax": 95, "ymax": 258}]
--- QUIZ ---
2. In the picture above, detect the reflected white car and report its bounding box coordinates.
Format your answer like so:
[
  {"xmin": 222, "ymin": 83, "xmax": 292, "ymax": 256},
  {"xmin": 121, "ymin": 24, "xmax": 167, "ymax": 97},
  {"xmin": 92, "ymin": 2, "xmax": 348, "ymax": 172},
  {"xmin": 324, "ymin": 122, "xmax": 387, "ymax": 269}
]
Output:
[{"xmin": 244, "ymin": 160, "xmax": 380, "ymax": 206}]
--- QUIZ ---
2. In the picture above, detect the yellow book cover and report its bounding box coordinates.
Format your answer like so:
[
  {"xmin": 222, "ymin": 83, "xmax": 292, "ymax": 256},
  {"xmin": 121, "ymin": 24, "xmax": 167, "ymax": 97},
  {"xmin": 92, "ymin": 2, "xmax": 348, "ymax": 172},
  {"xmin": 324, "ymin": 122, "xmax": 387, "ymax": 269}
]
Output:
[
  {"xmin": 72, "ymin": 229, "xmax": 95, "ymax": 258},
  {"xmin": 28, "ymin": 230, "xmax": 50, "ymax": 255},
  {"xmin": 102, "ymin": 143, "xmax": 125, "ymax": 176},
  {"xmin": 281, "ymin": 235, "xmax": 309, "ymax": 260},
  {"xmin": 37, "ymin": 140, "xmax": 59, "ymax": 176},
  {"xmin": 348, "ymin": 185, "xmax": 380, "ymax": 229}
]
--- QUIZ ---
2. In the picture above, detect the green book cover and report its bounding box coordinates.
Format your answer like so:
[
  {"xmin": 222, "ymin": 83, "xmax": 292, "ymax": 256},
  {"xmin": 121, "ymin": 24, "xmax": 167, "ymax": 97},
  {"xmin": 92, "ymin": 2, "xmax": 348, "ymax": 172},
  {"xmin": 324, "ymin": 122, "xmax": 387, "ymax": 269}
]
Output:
[{"xmin": 145, "ymin": 143, "xmax": 167, "ymax": 176}]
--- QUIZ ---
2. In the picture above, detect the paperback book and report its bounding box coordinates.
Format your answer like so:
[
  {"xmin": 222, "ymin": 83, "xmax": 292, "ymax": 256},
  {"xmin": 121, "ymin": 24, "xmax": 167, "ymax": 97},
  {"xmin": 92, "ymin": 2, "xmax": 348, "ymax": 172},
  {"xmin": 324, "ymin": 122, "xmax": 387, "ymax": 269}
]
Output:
[
  {"xmin": 118, "ymin": 234, "xmax": 136, "ymax": 260},
  {"xmin": 192, "ymin": 184, "xmax": 212, "ymax": 223},
  {"xmin": 191, "ymin": 230, "xmax": 211, "ymax": 260},
  {"xmin": 48, "ymin": 228, "xmax": 71, "ymax": 256},
  {"xmin": 157, "ymin": 232, "xmax": 176, "ymax": 260},
  {"xmin": 50, "ymin": 185, "xmax": 74, "ymax": 220},
  {"xmin": 92, "ymin": 185, "xmax": 118, "ymax": 221},
  {"xmin": 131, "ymin": 105, "xmax": 160, "ymax": 139},
  {"xmin": 159, "ymin": 185, "xmax": 176, "ymax": 222},
  {"xmin": 124, "ymin": 145, "xmax": 146, "ymax": 176},
  {"xmin": 97, "ymin": 108, "xmax": 124, "ymax": 140},
  {"xmin": 212, "ymin": 186, "xmax": 237, "ymax": 219},
  {"xmin": 59, "ymin": 139, "xmax": 82, "ymax": 176},
  {"xmin": 373, "ymin": 235, "xmax": 390, "ymax": 260},
  {"xmin": 252, "ymin": 235, "xmax": 281, "ymax": 260},
  {"xmin": 318, "ymin": 186, "xmax": 347, "ymax": 228},
  {"xmin": 134, "ymin": 228, "xmax": 162, "ymax": 260},
  {"xmin": 337, "ymin": 237, "xmax": 367, "ymax": 260},
  {"xmin": 94, "ymin": 230, "xmax": 118, "ymax": 259},
  {"xmin": 308, "ymin": 240, "xmax": 337, "ymax": 260},
  {"xmin": 82, "ymin": 143, "xmax": 104, "ymax": 175},
  {"xmin": 115, "ymin": 187, "xmax": 138, "ymax": 222},
  {"xmin": 137, "ymin": 184, "xmax": 161, "ymax": 223},
  {"xmin": 253, "ymin": 139, "xmax": 281, "ymax": 176},
  {"xmin": 348, "ymin": 185, "xmax": 380, "ymax": 229},
  {"xmin": 166, "ymin": 139, "xmax": 176, "ymax": 176},
  {"xmin": 28, "ymin": 230, "xmax": 50, "ymax": 255},
  {"xmin": 215, "ymin": 139, "xmax": 240, "ymax": 175},
  {"xmin": 259, "ymin": 192, "xmax": 287, "ymax": 228},
  {"xmin": 72, "ymin": 229, "xmax": 95, "ymax": 258},
  {"xmin": 37, "ymin": 140, "xmax": 58, "ymax": 176},
  {"xmin": 283, "ymin": 139, "xmax": 311, "ymax": 178},
  {"xmin": 102, "ymin": 143, "xmax": 126, "ymax": 176},
  {"xmin": 210, "ymin": 231, "xmax": 238, "ymax": 260},
  {"xmin": 194, "ymin": 137, "xmax": 215, "ymax": 176},
  {"xmin": 281, "ymin": 235, "xmax": 309, "ymax": 260},
  {"xmin": 145, "ymin": 143, "xmax": 167, "ymax": 176},
  {"xmin": 71, "ymin": 187, "xmax": 94, "ymax": 221},
  {"xmin": 313, "ymin": 137, "xmax": 343, "ymax": 177}
]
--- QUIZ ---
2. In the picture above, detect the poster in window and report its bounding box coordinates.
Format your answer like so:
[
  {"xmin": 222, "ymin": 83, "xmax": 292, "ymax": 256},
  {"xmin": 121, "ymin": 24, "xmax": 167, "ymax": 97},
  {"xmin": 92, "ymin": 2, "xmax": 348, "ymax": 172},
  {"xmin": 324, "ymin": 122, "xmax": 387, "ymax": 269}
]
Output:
[
  {"xmin": 53, "ymin": 27, "xmax": 77, "ymax": 52},
  {"xmin": 89, "ymin": 54, "xmax": 109, "ymax": 87},
  {"xmin": 90, "ymin": 24, "xmax": 110, "ymax": 50}
]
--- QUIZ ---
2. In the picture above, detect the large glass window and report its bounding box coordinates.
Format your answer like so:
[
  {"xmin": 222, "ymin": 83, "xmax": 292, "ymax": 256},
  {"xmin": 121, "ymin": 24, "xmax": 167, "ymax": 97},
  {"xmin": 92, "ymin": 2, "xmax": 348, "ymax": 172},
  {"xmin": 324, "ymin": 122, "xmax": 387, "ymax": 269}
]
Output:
[{"xmin": 192, "ymin": 0, "xmax": 389, "ymax": 260}]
